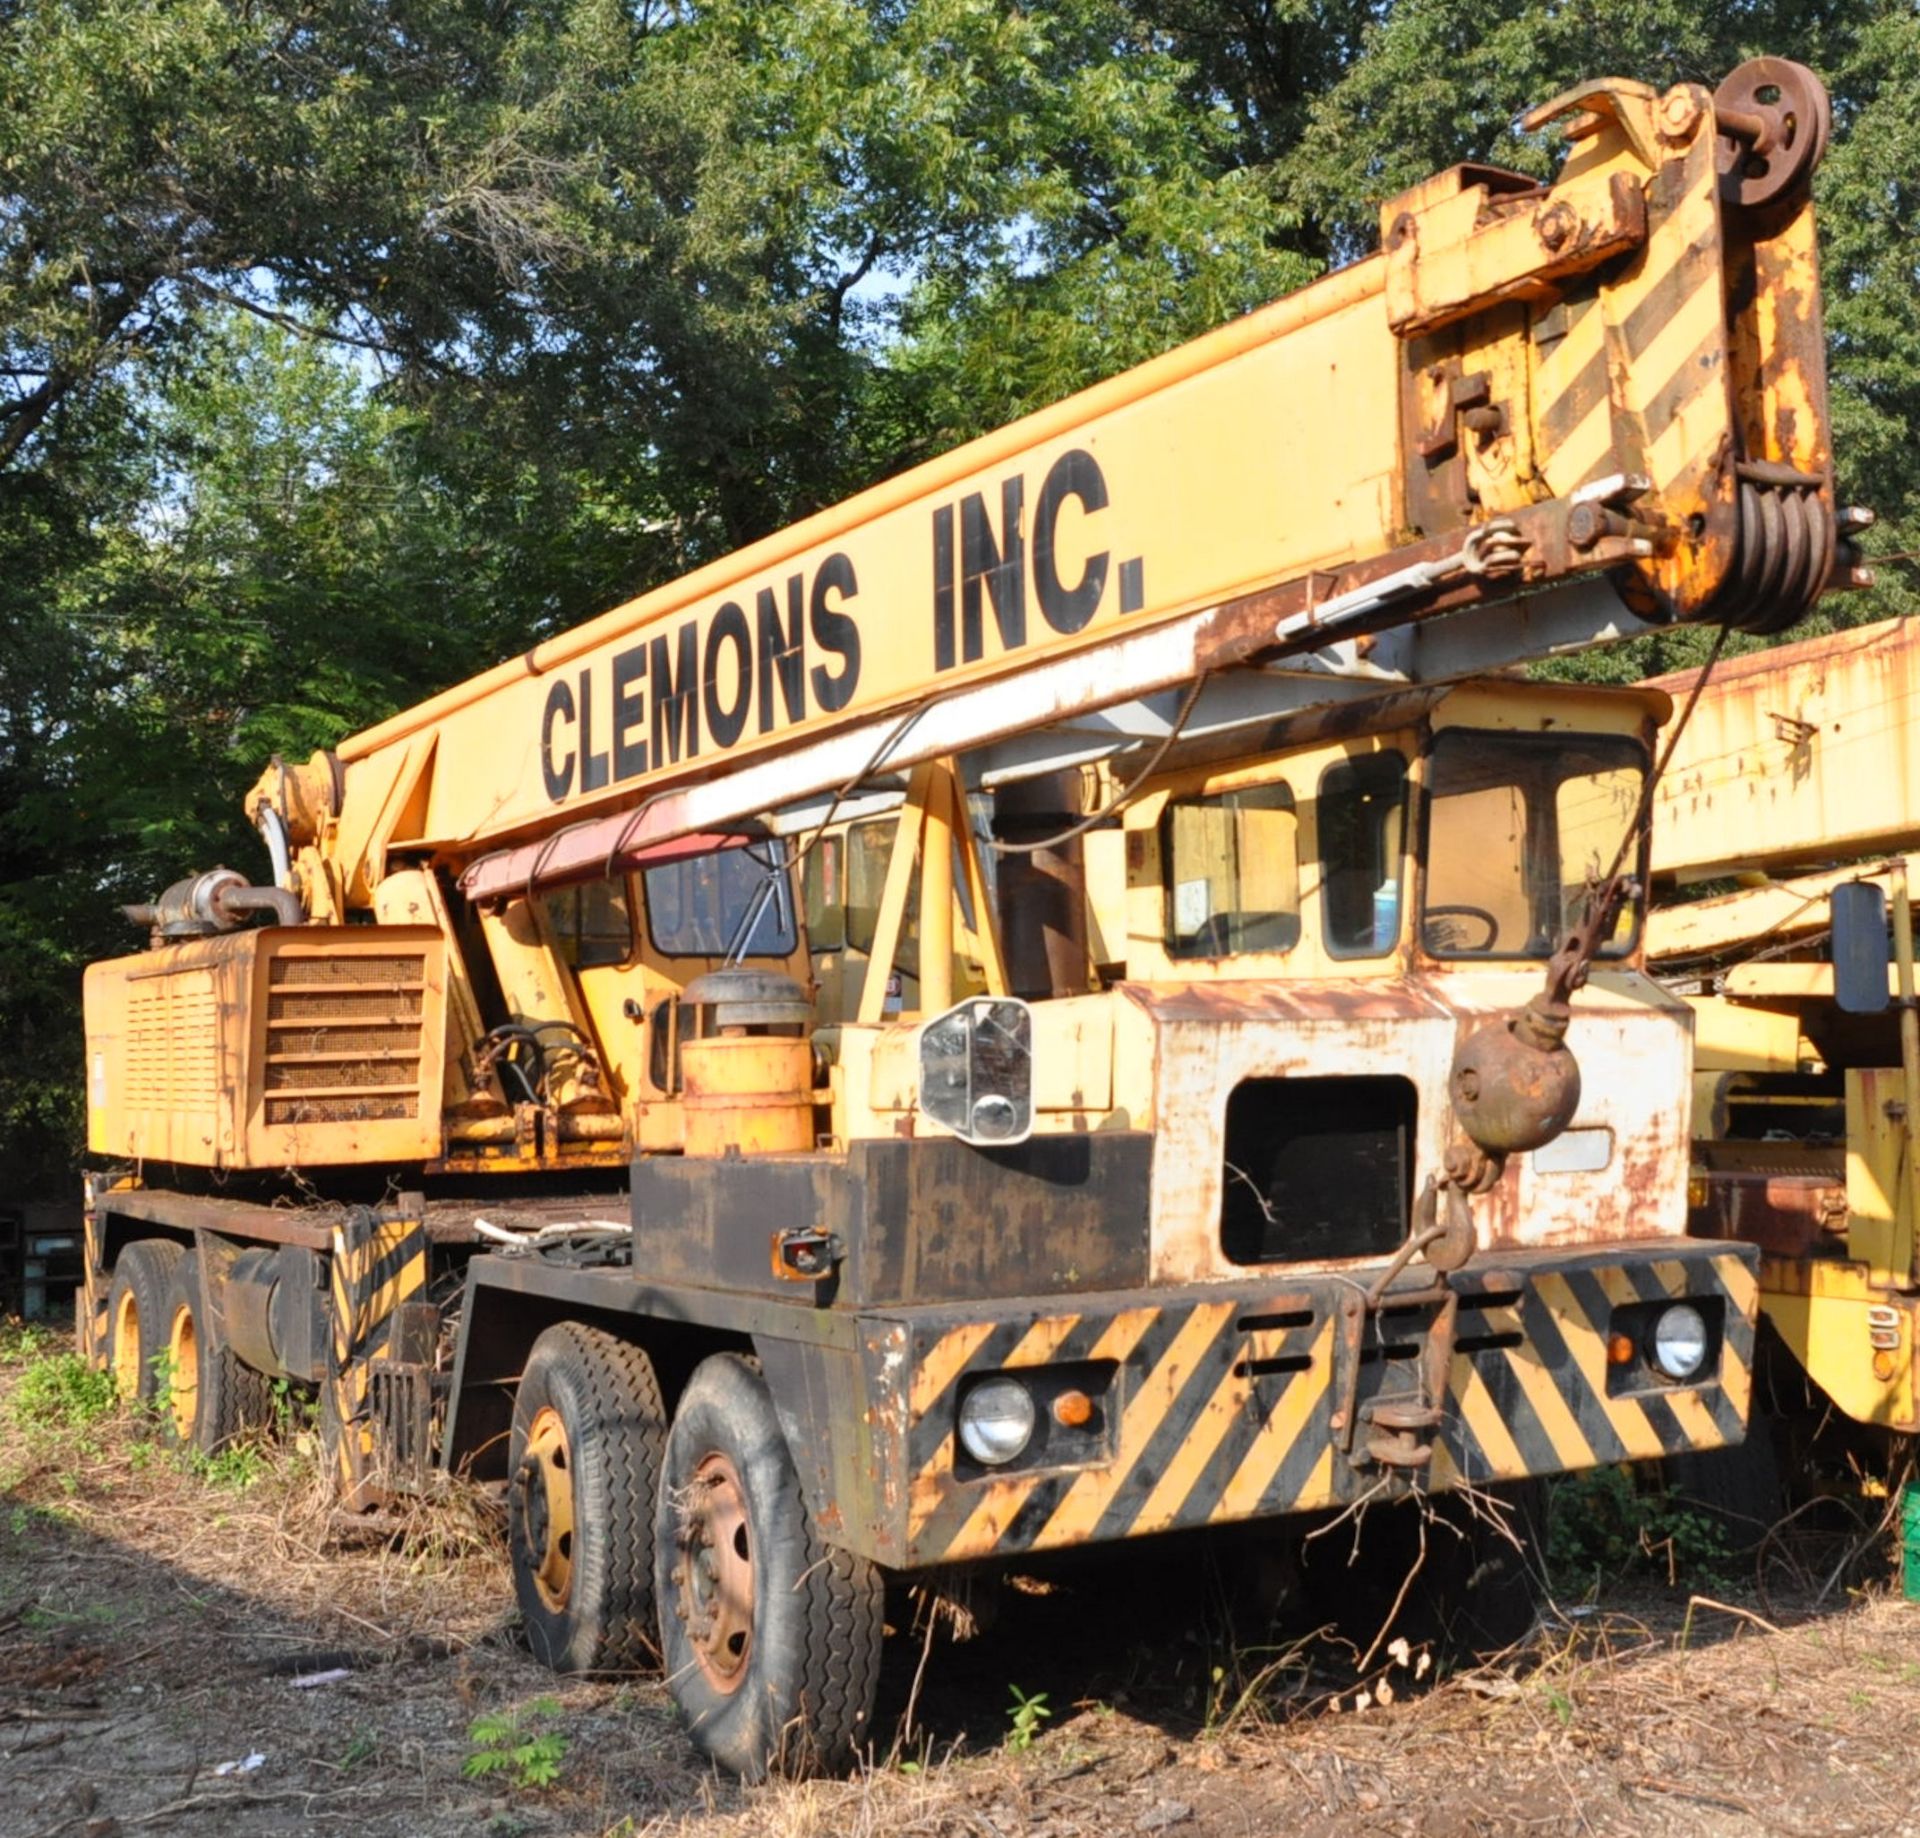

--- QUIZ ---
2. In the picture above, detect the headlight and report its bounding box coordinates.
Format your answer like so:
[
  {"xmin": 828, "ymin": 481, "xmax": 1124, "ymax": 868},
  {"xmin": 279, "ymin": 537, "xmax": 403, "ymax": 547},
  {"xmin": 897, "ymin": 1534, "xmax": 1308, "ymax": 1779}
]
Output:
[
  {"xmin": 957, "ymin": 1377, "xmax": 1036, "ymax": 1466},
  {"xmin": 1648, "ymin": 1302, "xmax": 1709, "ymax": 1381}
]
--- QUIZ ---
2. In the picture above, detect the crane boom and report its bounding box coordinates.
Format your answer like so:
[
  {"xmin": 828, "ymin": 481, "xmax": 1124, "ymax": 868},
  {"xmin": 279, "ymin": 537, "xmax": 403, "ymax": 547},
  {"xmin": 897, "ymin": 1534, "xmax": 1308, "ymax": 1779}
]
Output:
[{"xmin": 251, "ymin": 63, "xmax": 1841, "ymax": 920}]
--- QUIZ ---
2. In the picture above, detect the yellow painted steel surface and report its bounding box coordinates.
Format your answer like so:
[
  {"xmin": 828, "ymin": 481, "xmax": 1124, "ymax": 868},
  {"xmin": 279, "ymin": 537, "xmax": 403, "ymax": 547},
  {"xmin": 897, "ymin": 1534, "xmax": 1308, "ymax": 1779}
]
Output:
[
  {"xmin": 1653, "ymin": 617, "xmax": 1920, "ymax": 883},
  {"xmin": 680, "ymin": 1035, "xmax": 815, "ymax": 1157},
  {"xmin": 1652, "ymin": 623, "xmax": 1920, "ymax": 1430},
  {"xmin": 1761, "ymin": 1256, "xmax": 1920, "ymax": 1432},
  {"xmin": 247, "ymin": 70, "xmax": 1829, "ymax": 907},
  {"xmin": 1647, "ymin": 852, "xmax": 1920, "ymax": 962},
  {"xmin": 83, "ymin": 927, "xmax": 448, "ymax": 1169}
]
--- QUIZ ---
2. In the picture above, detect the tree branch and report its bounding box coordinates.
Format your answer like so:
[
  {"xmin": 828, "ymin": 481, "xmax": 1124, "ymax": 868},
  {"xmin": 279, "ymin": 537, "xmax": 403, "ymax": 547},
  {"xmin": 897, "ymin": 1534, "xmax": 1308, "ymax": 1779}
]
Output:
[
  {"xmin": 0, "ymin": 290, "xmax": 144, "ymax": 472},
  {"xmin": 178, "ymin": 277, "xmax": 450, "ymax": 371}
]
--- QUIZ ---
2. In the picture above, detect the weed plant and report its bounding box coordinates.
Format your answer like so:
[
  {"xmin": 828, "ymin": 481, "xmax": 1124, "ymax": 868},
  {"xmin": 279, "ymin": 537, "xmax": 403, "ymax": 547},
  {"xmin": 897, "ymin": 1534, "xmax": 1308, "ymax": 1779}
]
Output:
[
  {"xmin": 463, "ymin": 1697, "xmax": 568, "ymax": 1790},
  {"xmin": 1547, "ymin": 1464, "xmax": 1733, "ymax": 1592}
]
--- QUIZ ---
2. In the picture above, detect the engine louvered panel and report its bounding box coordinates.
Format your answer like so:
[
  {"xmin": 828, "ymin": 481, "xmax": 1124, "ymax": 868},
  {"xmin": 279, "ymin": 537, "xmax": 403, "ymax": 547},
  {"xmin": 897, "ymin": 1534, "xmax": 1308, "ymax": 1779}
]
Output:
[
  {"xmin": 272, "ymin": 955, "xmax": 420, "ymax": 986},
  {"xmin": 263, "ymin": 950, "xmax": 427, "ymax": 1126},
  {"xmin": 126, "ymin": 973, "xmax": 219, "ymax": 1114},
  {"xmin": 268, "ymin": 989, "xmax": 424, "ymax": 1023}
]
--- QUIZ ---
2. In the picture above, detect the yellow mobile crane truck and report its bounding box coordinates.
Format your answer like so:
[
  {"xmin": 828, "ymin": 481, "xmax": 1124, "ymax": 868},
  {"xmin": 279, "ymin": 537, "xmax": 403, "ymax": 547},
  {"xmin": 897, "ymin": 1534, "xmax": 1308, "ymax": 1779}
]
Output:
[
  {"xmin": 1650, "ymin": 616, "xmax": 1920, "ymax": 1458},
  {"xmin": 81, "ymin": 59, "xmax": 1845, "ymax": 1776}
]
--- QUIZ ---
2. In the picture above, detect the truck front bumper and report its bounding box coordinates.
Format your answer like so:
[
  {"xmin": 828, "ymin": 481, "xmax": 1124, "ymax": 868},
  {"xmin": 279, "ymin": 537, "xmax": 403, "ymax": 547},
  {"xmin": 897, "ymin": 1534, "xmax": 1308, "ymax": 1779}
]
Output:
[{"xmin": 820, "ymin": 1239, "xmax": 1759, "ymax": 1567}]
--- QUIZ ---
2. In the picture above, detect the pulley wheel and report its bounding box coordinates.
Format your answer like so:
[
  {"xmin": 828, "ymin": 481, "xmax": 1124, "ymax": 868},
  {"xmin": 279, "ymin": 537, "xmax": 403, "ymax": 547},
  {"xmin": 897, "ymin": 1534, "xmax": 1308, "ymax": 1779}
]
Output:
[{"xmin": 1713, "ymin": 58, "xmax": 1830, "ymax": 211}]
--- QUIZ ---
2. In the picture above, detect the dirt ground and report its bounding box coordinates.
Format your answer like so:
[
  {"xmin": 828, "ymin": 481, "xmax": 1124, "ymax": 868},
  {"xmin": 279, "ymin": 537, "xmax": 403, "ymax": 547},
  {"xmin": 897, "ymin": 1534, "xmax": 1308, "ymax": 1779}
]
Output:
[{"xmin": 5, "ymin": 1323, "xmax": 1920, "ymax": 1838}]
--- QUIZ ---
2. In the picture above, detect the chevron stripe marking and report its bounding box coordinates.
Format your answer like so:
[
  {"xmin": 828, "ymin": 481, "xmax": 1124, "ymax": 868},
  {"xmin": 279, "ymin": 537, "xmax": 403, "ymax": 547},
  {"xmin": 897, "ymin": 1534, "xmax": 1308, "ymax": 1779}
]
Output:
[
  {"xmin": 1532, "ymin": 298, "xmax": 1615, "ymax": 494},
  {"xmin": 1295, "ymin": 1442, "xmax": 1337, "ymax": 1513},
  {"xmin": 1499, "ymin": 1332, "xmax": 1597, "ymax": 1474},
  {"xmin": 362, "ymin": 1251, "xmax": 427, "ymax": 1341},
  {"xmin": 330, "ymin": 1262, "xmax": 354, "ymax": 1364},
  {"xmin": 1128, "ymin": 1342, "xmax": 1258, "ymax": 1538},
  {"xmin": 1452, "ymin": 1352, "xmax": 1528, "ymax": 1480},
  {"xmin": 1644, "ymin": 341, "xmax": 1732, "ymax": 496},
  {"xmin": 1719, "ymin": 1332, "xmax": 1753, "ymax": 1416},
  {"xmin": 1716, "ymin": 1254, "xmax": 1759, "ymax": 1320},
  {"xmin": 1651, "ymin": 1259, "xmax": 1691, "ymax": 1299},
  {"xmin": 1213, "ymin": 1316, "xmax": 1335, "ymax": 1520},
  {"xmin": 1534, "ymin": 1272, "xmax": 1665, "ymax": 1461},
  {"xmin": 909, "ymin": 1321, "xmax": 999, "ymax": 1414},
  {"xmin": 1001, "ymin": 1312, "xmax": 1087, "ymax": 1371},
  {"xmin": 945, "ymin": 1465, "xmax": 1048, "ymax": 1556},
  {"xmin": 915, "ymin": 1314, "xmax": 1087, "ymax": 1553},
  {"xmin": 1659, "ymin": 1379, "xmax": 1724, "ymax": 1447},
  {"xmin": 1033, "ymin": 1304, "xmax": 1235, "ymax": 1547},
  {"xmin": 906, "ymin": 1308, "xmax": 1159, "ymax": 1544}
]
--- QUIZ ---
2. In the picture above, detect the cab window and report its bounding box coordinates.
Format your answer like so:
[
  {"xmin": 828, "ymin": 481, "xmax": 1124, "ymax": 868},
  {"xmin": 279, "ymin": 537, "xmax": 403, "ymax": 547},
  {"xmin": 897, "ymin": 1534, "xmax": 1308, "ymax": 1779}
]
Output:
[
  {"xmin": 542, "ymin": 878, "xmax": 633, "ymax": 969},
  {"xmin": 1422, "ymin": 730, "xmax": 1645, "ymax": 959},
  {"xmin": 805, "ymin": 815, "xmax": 977, "ymax": 963},
  {"xmin": 801, "ymin": 831, "xmax": 847, "ymax": 952},
  {"xmin": 1162, "ymin": 783, "xmax": 1300, "ymax": 960},
  {"xmin": 644, "ymin": 841, "xmax": 797, "ymax": 958},
  {"xmin": 1319, "ymin": 752, "xmax": 1408, "ymax": 958}
]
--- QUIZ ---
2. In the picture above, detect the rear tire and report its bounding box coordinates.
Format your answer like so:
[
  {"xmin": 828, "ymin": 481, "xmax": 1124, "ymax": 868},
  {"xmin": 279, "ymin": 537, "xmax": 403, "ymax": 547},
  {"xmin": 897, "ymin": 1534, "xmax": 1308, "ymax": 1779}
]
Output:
[
  {"xmin": 163, "ymin": 1254, "xmax": 274, "ymax": 1453},
  {"xmin": 654, "ymin": 1353, "xmax": 883, "ymax": 1780},
  {"xmin": 107, "ymin": 1240, "xmax": 185, "ymax": 1408},
  {"xmin": 508, "ymin": 1323, "xmax": 667, "ymax": 1675}
]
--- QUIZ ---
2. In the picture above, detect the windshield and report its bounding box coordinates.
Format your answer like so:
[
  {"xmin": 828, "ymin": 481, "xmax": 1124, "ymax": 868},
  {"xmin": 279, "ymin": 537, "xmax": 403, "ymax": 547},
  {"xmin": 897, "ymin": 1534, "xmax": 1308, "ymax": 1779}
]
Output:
[
  {"xmin": 1421, "ymin": 730, "xmax": 1645, "ymax": 961},
  {"xmin": 644, "ymin": 840, "xmax": 797, "ymax": 958}
]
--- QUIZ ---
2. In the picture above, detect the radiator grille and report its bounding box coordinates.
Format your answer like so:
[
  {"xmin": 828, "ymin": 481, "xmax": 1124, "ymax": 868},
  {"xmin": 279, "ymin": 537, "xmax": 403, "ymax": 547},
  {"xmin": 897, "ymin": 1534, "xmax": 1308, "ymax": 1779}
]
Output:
[
  {"xmin": 126, "ymin": 973, "xmax": 219, "ymax": 1114},
  {"xmin": 264, "ymin": 951, "xmax": 428, "ymax": 1126}
]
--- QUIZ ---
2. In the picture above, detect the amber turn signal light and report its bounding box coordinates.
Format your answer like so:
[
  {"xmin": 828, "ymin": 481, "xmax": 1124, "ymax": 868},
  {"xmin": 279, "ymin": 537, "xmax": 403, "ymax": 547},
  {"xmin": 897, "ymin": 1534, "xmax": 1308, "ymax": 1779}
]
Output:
[
  {"xmin": 1051, "ymin": 1389, "xmax": 1094, "ymax": 1429},
  {"xmin": 1607, "ymin": 1333, "xmax": 1637, "ymax": 1366}
]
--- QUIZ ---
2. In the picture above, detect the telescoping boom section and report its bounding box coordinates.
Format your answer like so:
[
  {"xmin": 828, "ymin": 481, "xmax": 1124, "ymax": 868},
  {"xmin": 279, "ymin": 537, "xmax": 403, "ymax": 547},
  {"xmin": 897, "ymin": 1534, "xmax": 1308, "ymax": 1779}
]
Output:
[
  {"xmin": 81, "ymin": 60, "xmax": 1843, "ymax": 1781},
  {"xmin": 1649, "ymin": 618, "xmax": 1920, "ymax": 1436}
]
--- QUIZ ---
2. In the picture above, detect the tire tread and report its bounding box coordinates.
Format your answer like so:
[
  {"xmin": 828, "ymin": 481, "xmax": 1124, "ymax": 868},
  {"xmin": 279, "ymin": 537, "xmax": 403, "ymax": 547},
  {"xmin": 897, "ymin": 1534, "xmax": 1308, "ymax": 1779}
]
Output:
[
  {"xmin": 107, "ymin": 1240, "xmax": 186, "ymax": 1406},
  {"xmin": 511, "ymin": 1322, "xmax": 666, "ymax": 1674},
  {"xmin": 655, "ymin": 1352, "xmax": 883, "ymax": 1779}
]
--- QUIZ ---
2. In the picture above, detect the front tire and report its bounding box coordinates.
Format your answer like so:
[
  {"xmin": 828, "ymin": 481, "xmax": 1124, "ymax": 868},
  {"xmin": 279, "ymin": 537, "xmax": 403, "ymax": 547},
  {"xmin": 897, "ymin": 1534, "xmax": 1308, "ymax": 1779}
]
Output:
[
  {"xmin": 508, "ymin": 1323, "xmax": 667, "ymax": 1674},
  {"xmin": 107, "ymin": 1240, "xmax": 185, "ymax": 1408},
  {"xmin": 654, "ymin": 1353, "xmax": 884, "ymax": 1779}
]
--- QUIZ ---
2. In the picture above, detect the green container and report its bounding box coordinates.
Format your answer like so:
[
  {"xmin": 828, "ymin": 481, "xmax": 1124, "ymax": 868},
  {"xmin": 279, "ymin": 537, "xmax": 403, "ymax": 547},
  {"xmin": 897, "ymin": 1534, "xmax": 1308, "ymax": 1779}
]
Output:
[{"xmin": 1903, "ymin": 1483, "xmax": 1920, "ymax": 1602}]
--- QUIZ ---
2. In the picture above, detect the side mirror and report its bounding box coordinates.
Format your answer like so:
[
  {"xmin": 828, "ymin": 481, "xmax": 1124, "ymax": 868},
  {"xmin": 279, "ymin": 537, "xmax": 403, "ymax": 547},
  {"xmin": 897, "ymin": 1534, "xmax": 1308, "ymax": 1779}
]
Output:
[
  {"xmin": 918, "ymin": 997, "xmax": 1033, "ymax": 1147},
  {"xmin": 1831, "ymin": 881, "xmax": 1891, "ymax": 1015}
]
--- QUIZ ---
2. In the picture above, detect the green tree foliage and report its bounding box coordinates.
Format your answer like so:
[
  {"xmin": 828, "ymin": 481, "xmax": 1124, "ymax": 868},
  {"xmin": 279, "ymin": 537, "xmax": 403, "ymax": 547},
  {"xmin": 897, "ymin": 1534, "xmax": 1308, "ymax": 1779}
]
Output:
[
  {"xmin": 1820, "ymin": 4, "xmax": 1920, "ymax": 621},
  {"xmin": 4, "ymin": 3, "xmax": 1919, "ymax": 1193},
  {"xmin": 0, "ymin": 0, "xmax": 1298, "ymax": 1189}
]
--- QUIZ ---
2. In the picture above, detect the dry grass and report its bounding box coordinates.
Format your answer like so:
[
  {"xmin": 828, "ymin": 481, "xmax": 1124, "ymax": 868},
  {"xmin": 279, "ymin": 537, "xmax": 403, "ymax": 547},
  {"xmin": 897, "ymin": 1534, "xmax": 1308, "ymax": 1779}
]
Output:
[{"xmin": 5, "ymin": 1320, "xmax": 1920, "ymax": 1837}]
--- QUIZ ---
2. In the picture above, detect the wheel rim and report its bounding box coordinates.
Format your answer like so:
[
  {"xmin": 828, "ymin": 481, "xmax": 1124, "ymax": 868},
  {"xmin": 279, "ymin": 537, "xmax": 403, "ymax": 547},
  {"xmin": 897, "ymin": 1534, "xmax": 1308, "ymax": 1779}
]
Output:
[
  {"xmin": 167, "ymin": 1300, "xmax": 198, "ymax": 1441},
  {"xmin": 675, "ymin": 1451, "xmax": 754, "ymax": 1694},
  {"xmin": 112, "ymin": 1287, "xmax": 142, "ymax": 1399},
  {"xmin": 520, "ymin": 1405, "xmax": 576, "ymax": 1613}
]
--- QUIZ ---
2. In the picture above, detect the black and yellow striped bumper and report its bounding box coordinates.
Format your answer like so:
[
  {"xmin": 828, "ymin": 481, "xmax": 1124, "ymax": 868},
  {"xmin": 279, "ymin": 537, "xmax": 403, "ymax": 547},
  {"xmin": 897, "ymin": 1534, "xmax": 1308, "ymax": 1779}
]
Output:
[{"xmin": 865, "ymin": 1240, "xmax": 1756, "ymax": 1566}]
